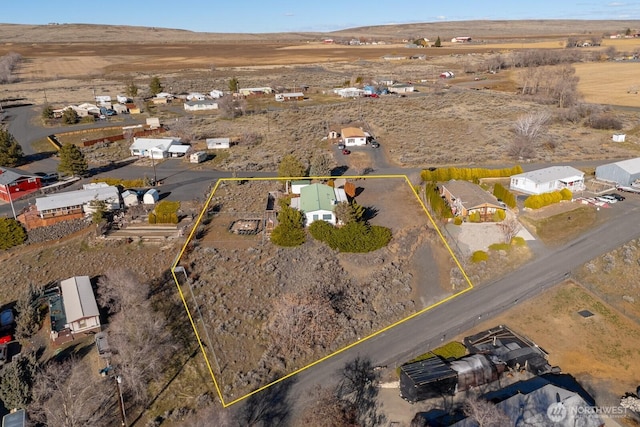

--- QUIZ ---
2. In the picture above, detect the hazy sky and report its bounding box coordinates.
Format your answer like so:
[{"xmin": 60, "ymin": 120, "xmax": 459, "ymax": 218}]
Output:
[{"xmin": 3, "ymin": 1, "xmax": 640, "ymax": 33}]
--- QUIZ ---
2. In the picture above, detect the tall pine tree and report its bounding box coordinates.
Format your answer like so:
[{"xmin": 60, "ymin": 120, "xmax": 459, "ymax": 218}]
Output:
[
  {"xmin": 57, "ymin": 144, "xmax": 88, "ymax": 177},
  {"xmin": 0, "ymin": 128, "xmax": 24, "ymax": 167}
]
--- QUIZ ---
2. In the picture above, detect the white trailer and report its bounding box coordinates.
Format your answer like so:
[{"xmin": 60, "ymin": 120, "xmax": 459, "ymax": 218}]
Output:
[{"xmin": 190, "ymin": 151, "xmax": 208, "ymax": 163}]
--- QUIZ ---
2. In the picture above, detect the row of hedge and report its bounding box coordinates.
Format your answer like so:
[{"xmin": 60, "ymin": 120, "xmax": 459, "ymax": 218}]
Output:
[
  {"xmin": 92, "ymin": 177, "xmax": 147, "ymax": 188},
  {"xmin": 492, "ymin": 183, "xmax": 517, "ymax": 208},
  {"xmin": 309, "ymin": 220, "xmax": 392, "ymax": 253},
  {"xmin": 425, "ymin": 183, "xmax": 453, "ymax": 220},
  {"xmin": 523, "ymin": 188, "xmax": 572, "ymax": 209},
  {"xmin": 148, "ymin": 212, "xmax": 179, "ymax": 224},
  {"xmin": 148, "ymin": 200, "xmax": 181, "ymax": 224},
  {"xmin": 421, "ymin": 165, "xmax": 523, "ymax": 183}
]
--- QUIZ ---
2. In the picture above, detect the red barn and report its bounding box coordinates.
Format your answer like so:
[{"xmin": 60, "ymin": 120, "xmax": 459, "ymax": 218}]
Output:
[{"xmin": 0, "ymin": 167, "xmax": 42, "ymax": 202}]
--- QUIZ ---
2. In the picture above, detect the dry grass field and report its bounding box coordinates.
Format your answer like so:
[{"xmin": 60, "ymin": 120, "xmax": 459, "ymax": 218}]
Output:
[
  {"xmin": 575, "ymin": 62, "xmax": 640, "ymax": 107},
  {"xmin": 3, "ymin": 21, "xmax": 640, "ymax": 422},
  {"xmin": 181, "ymin": 177, "xmax": 458, "ymax": 401}
]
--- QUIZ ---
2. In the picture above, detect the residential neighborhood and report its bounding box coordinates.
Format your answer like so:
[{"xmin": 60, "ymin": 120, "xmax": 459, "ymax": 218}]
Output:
[{"xmin": 1, "ymin": 13, "xmax": 640, "ymax": 427}]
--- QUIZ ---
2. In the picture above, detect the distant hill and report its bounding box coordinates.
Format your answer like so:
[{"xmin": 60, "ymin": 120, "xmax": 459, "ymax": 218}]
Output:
[
  {"xmin": 0, "ymin": 20, "xmax": 637, "ymax": 43},
  {"xmin": 330, "ymin": 20, "xmax": 640, "ymax": 40}
]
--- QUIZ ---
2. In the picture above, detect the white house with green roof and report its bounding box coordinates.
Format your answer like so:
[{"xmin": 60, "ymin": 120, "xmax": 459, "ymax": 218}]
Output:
[{"xmin": 292, "ymin": 183, "xmax": 348, "ymax": 226}]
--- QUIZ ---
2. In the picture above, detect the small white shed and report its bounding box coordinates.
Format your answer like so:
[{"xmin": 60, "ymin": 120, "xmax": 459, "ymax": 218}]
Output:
[
  {"xmin": 613, "ymin": 134, "xmax": 626, "ymax": 142},
  {"xmin": 121, "ymin": 190, "xmax": 139, "ymax": 207},
  {"xmin": 143, "ymin": 189, "xmax": 159, "ymax": 205},
  {"xmin": 206, "ymin": 138, "xmax": 231, "ymax": 149},
  {"xmin": 291, "ymin": 180, "xmax": 311, "ymax": 195}
]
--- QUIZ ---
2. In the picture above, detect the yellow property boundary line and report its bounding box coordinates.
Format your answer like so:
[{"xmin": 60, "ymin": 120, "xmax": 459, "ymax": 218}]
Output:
[{"xmin": 170, "ymin": 174, "xmax": 474, "ymax": 407}]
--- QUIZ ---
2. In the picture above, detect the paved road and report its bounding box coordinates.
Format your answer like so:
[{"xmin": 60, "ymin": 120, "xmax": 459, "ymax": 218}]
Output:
[
  {"xmin": 288, "ymin": 196, "xmax": 640, "ymax": 410},
  {"xmin": 4, "ymin": 100, "xmax": 640, "ymax": 418},
  {"xmin": 3, "ymin": 105, "xmax": 143, "ymax": 155}
]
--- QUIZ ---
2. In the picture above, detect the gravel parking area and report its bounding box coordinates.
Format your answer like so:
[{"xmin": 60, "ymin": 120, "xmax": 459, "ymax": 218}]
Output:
[{"xmin": 444, "ymin": 215, "xmax": 535, "ymax": 256}]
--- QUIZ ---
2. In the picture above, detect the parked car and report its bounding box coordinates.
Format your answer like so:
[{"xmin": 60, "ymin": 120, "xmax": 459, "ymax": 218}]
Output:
[
  {"xmin": 605, "ymin": 193, "xmax": 625, "ymax": 201},
  {"xmin": 35, "ymin": 172, "xmax": 59, "ymax": 184},
  {"xmin": 342, "ymin": 149, "xmax": 351, "ymax": 155},
  {"xmin": 337, "ymin": 142, "xmax": 345, "ymax": 150},
  {"xmin": 370, "ymin": 141, "xmax": 380, "ymax": 148},
  {"xmin": 95, "ymin": 331, "xmax": 112, "ymax": 358},
  {"xmin": 596, "ymin": 195, "xmax": 617, "ymax": 204}
]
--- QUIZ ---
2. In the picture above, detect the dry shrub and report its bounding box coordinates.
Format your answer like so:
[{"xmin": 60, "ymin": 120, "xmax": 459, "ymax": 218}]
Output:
[{"xmin": 586, "ymin": 113, "xmax": 623, "ymax": 130}]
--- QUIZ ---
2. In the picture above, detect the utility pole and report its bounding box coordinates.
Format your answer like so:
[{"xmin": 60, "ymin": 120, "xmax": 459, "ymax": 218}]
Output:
[
  {"xmin": 7, "ymin": 187, "xmax": 16, "ymax": 220},
  {"xmin": 115, "ymin": 375, "xmax": 127, "ymax": 426},
  {"xmin": 150, "ymin": 152, "xmax": 157, "ymax": 186}
]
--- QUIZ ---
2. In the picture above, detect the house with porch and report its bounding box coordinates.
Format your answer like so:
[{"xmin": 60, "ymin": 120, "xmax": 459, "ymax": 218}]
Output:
[
  {"xmin": 441, "ymin": 180, "xmax": 506, "ymax": 222},
  {"xmin": 341, "ymin": 127, "xmax": 367, "ymax": 146},
  {"xmin": 291, "ymin": 183, "xmax": 348, "ymax": 226},
  {"xmin": 130, "ymin": 137, "xmax": 180, "ymax": 159},
  {"xmin": 184, "ymin": 100, "xmax": 218, "ymax": 111},
  {"xmin": 510, "ymin": 166, "xmax": 585, "ymax": 195},
  {"xmin": 0, "ymin": 167, "xmax": 42, "ymax": 202},
  {"xmin": 23, "ymin": 184, "xmax": 121, "ymax": 229},
  {"xmin": 50, "ymin": 276, "xmax": 101, "ymax": 344}
]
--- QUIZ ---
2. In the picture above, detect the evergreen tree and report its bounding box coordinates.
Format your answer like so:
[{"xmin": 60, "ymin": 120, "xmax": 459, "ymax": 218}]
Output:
[
  {"xmin": 0, "ymin": 350, "xmax": 37, "ymax": 409},
  {"xmin": 57, "ymin": 144, "xmax": 88, "ymax": 177},
  {"xmin": 125, "ymin": 80, "xmax": 138, "ymax": 98},
  {"xmin": 41, "ymin": 104, "xmax": 54, "ymax": 120},
  {"xmin": 229, "ymin": 77, "xmax": 239, "ymax": 93},
  {"xmin": 271, "ymin": 205, "xmax": 306, "ymax": 247},
  {"xmin": 61, "ymin": 108, "xmax": 78, "ymax": 125},
  {"xmin": 0, "ymin": 128, "xmax": 23, "ymax": 167},
  {"xmin": 435, "ymin": 36, "xmax": 442, "ymax": 47},
  {"xmin": 278, "ymin": 155, "xmax": 306, "ymax": 177},
  {"xmin": 0, "ymin": 217, "xmax": 26, "ymax": 249},
  {"xmin": 89, "ymin": 198, "xmax": 108, "ymax": 224},
  {"xmin": 149, "ymin": 76, "xmax": 163, "ymax": 96},
  {"xmin": 309, "ymin": 153, "xmax": 332, "ymax": 177}
]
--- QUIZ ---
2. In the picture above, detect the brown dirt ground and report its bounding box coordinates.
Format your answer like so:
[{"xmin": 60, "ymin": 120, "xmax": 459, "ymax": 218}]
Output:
[{"xmin": 179, "ymin": 177, "xmax": 460, "ymax": 400}]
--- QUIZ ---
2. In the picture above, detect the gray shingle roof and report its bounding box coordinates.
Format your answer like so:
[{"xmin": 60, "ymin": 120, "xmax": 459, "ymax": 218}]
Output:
[{"xmin": 0, "ymin": 167, "xmax": 38, "ymax": 186}]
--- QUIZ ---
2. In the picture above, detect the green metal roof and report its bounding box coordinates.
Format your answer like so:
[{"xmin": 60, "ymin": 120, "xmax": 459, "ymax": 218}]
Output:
[{"xmin": 300, "ymin": 183, "xmax": 336, "ymax": 213}]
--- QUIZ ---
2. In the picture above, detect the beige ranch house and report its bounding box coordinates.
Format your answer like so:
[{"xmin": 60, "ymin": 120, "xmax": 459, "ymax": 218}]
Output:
[{"xmin": 441, "ymin": 180, "xmax": 506, "ymax": 222}]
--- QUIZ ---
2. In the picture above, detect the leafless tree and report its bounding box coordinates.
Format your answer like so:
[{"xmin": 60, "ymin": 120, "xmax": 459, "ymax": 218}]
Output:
[
  {"xmin": 463, "ymin": 395, "xmax": 510, "ymax": 427},
  {"xmin": 566, "ymin": 37, "xmax": 579, "ymax": 48},
  {"xmin": 240, "ymin": 131, "xmax": 262, "ymax": 148},
  {"xmin": 549, "ymin": 64, "xmax": 579, "ymax": 108},
  {"xmin": 513, "ymin": 111, "xmax": 550, "ymax": 141},
  {"xmin": 605, "ymin": 45, "xmax": 617, "ymax": 59},
  {"xmin": 31, "ymin": 357, "xmax": 115, "ymax": 427},
  {"xmin": 97, "ymin": 269, "xmax": 176, "ymax": 406},
  {"xmin": 97, "ymin": 269, "xmax": 148, "ymax": 315},
  {"xmin": 309, "ymin": 153, "xmax": 332, "ymax": 177},
  {"xmin": 218, "ymin": 94, "xmax": 247, "ymax": 119},
  {"xmin": 176, "ymin": 402, "xmax": 233, "ymax": 427},
  {"xmin": 336, "ymin": 357, "xmax": 386, "ymax": 427},
  {"xmin": 169, "ymin": 117, "xmax": 196, "ymax": 143},
  {"xmin": 267, "ymin": 293, "xmax": 339, "ymax": 359},
  {"xmin": 509, "ymin": 111, "xmax": 550, "ymax": 160},
  {"xmin": 498, "ymin": 216, "xmax": 522, "ymax": 243},
  {"xmin": 296, "ymin": 385, "xmax": 358, "ymax": 427},
  {"xmin": 122, "ymin": 127, "xmax": 135, "ymax": 141},
  {"xmin": 0, "ymin": 52, "xmax": 22, "ymax": 84}
]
